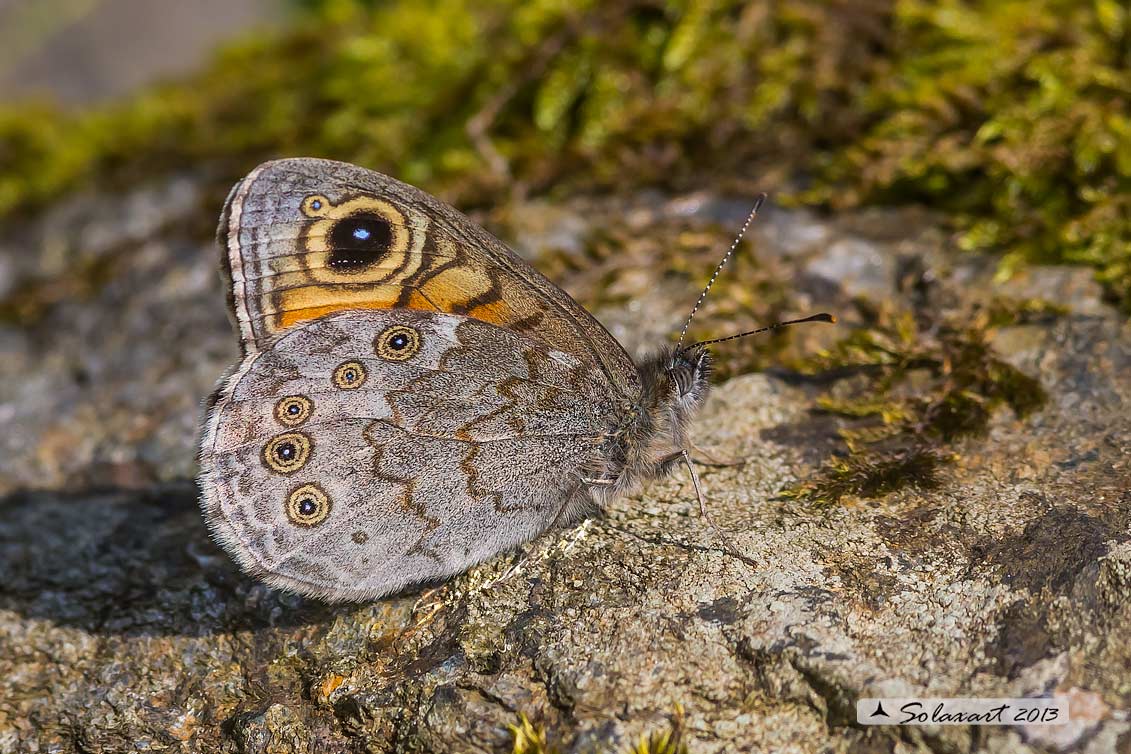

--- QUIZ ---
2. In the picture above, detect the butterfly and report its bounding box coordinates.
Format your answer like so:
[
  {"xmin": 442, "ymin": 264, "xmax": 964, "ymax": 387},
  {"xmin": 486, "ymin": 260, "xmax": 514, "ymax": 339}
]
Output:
[{"xmin": 197, "ymin": 158, "xmax": 831, "ymax": 602}]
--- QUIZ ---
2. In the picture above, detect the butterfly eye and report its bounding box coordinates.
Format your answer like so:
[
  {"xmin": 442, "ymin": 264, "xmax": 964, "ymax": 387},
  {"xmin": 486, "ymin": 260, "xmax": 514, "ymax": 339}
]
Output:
[
  {"xmin": 263, "ymin": 432, "xmax": 313, "ymax": 474},
  {"xmin": 375, "ymin": 325, "xmax": 422, "ymax": 361},
  {"xmin": 333, "ymin": 361, "xmax": 367, "ymax": 390},
  {"xmin": 274, "ymin": 395, "xmax": 313, "ymax": 426},
  {"xmin": 286, "ymin": 483, "xmax": 332, "ymax": 527}
]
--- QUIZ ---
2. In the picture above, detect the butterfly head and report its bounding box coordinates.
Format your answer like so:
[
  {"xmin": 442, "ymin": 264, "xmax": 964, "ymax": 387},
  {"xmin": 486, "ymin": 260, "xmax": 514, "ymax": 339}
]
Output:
[{"xmin": 632, "ymin": 344, "xmax": 713, "ymax": 454}]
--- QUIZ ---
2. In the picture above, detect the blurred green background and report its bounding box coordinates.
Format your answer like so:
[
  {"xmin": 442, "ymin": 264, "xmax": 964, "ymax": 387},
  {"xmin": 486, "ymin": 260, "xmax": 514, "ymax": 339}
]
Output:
[{"xmin": 0, "ymin": 0, "xmax": 1128, "ymax": 308}]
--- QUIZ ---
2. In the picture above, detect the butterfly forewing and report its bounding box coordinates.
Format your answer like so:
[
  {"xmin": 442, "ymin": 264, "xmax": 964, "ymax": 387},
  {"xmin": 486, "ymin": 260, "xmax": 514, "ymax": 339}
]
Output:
[{"xmin": 219, "ymin": 158, "xmax": 639, "ymax": 395}]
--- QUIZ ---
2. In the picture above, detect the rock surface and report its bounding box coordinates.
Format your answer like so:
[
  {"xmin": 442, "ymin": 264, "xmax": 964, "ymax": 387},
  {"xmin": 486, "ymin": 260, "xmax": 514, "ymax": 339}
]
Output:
[{"xmin": 1, "ymin": 173, "xmax": 1129, "ymax": 753}]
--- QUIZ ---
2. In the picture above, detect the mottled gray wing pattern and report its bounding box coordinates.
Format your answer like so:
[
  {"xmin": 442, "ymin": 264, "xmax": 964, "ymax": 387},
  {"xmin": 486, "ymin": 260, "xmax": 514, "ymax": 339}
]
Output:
[{"xmin": 198, "ymin": 309, "xmax": 613, "ymax": 601}]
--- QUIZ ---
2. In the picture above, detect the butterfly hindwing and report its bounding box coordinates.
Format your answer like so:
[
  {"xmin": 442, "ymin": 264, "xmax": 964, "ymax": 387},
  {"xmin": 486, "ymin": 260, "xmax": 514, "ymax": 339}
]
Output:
[
  {"xmin": 199, "ymin": 308, "xmax": 613, "ymax": 601},
  {"xmin": 219, "ymin": 158, "xmax": 639, "ymax": 396}
]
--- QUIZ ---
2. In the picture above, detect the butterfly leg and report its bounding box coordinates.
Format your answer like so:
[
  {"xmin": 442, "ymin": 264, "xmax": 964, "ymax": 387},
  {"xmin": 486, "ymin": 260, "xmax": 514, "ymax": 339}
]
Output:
[
  {"xmin": 656, "ymin": 451, "xmax": 686, "ymax": 477},
  {"xmin": 660, "ymin": 449, "xmax": 738, "ymax": 555}
]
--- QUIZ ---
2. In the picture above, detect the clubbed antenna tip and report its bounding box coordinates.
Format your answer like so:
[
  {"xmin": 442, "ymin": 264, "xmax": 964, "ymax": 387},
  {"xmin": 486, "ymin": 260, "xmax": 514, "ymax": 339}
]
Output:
[{"xmin": 681, "ymin": 312, "xmax": 837, "ymax": 351}]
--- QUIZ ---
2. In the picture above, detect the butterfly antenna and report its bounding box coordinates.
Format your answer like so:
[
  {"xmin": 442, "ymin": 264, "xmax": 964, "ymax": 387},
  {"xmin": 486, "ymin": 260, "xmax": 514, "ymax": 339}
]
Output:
[
  {"xmin": 675, "ymin": 193, "xmax": 767, "ymax": 351},
  {"xmin": 684, "ymin": 312, "xmax": 836, "ymax": 351}
]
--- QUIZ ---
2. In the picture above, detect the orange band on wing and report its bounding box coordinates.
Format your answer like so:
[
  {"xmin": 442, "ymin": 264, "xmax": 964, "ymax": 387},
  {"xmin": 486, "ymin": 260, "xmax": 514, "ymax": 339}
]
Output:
[{"xmin": 271, "ymin": 270, "xmax": 517, "ymax": 332}]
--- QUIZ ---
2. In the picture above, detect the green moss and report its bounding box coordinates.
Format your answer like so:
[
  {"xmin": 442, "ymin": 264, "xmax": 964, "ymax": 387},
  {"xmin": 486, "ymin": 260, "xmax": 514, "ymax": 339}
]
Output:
[
  {"xmin": 1, "ymin": 1, "xmax": 1126, "ymax": 306},
  {"xmin": 2, "ymin": 1, "xmax": 1072, "ymax": 452},
  {"xmin": 782, "ymin": 301, "xmax": 1050, "ymax": 506},
  {"xmin": 982, "ymin": 297, "xmax": 1070, "ymax": 328},
  {"xmin": 804, "ymin": 0, "xmax": 1131, "ymax": 309},
  {"xmin": 784, "ymin": 448, "xmax": 951, "ymax": 508}
]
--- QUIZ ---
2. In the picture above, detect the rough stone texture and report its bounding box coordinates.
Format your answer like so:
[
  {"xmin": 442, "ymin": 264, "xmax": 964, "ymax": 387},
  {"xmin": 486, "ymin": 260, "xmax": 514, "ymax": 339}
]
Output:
[{"xmin": 1, "ymin": 173, "xmax": 1129, "ymax": 753}]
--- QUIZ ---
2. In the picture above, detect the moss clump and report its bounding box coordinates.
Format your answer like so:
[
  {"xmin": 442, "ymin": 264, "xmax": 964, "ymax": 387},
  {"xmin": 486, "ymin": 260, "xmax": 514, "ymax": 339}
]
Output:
[
  {"xmin": 0, "ymin": 1, "xmax": 1126, "ymax": 306},
  {"xmin": 782, "ymin": 301, "xmax": 1050, "ymax": 506},
  {"xmin": 9, "ymin": 0, "xmax": 854, "ymax": 213},
  {"xmin": 510, "ymin": 706, "xmax": 687, "ymax": 754},
  {"xmin": 807, "ymin": 0, "xmax": 1131, "ymax": 311},
  {"xmin": 785, "ymin": 448, "xmax": 951, "ymax": 506},
  {"xmin": 982, "ymin": 297, "xmax": 1070, "ymax": 328}
]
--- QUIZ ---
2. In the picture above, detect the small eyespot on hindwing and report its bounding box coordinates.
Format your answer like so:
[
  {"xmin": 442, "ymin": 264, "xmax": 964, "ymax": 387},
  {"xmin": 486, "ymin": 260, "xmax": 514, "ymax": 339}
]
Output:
[
  {"xmin": 332, "ymin": 360, "xmax": 367, "ymax": 390},
  {"xmin": 286, "ymin": 483, "xmax": 332, "ymax": 527},
  {"xmin": 374, "ymin": 324, "xmax": 422, "ymax": 362},
  {"xmin": 274, "ymin": 395, "xmax": 313, "ymax": 427},
  {"xmin": 262, "ymin": 432, "xmax": 313, "ymax": 474}
]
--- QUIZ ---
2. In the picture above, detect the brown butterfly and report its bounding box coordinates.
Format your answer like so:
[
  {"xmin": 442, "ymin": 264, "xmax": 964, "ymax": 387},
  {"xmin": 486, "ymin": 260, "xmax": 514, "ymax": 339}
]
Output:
[{"xmin": 197, "ymin": 158, "xmax": 831, "ymax": 601}]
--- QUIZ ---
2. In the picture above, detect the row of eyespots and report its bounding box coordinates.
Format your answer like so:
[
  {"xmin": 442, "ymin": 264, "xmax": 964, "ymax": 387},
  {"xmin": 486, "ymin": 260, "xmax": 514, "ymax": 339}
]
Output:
[
  {"xmin": 262, "ymin": 411, "xmax": 328, "ymax": 527},
  {"xmin": 263, "ymin": 324, "xmax": 426, "ymax": 531},
  {"xmin": 267, "ymin": 320, "xmax": 424, "ymax": 446},
  {"xmin": 330, "ymin": 324, "xmax": 424, "ymax": 392}
]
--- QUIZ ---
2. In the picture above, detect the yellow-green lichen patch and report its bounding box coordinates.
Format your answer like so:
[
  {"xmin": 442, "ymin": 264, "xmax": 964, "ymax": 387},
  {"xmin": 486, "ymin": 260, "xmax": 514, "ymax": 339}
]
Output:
[{"xmin": 782, "ymin": 301, "xmax": 1052, "ymax": 506}]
